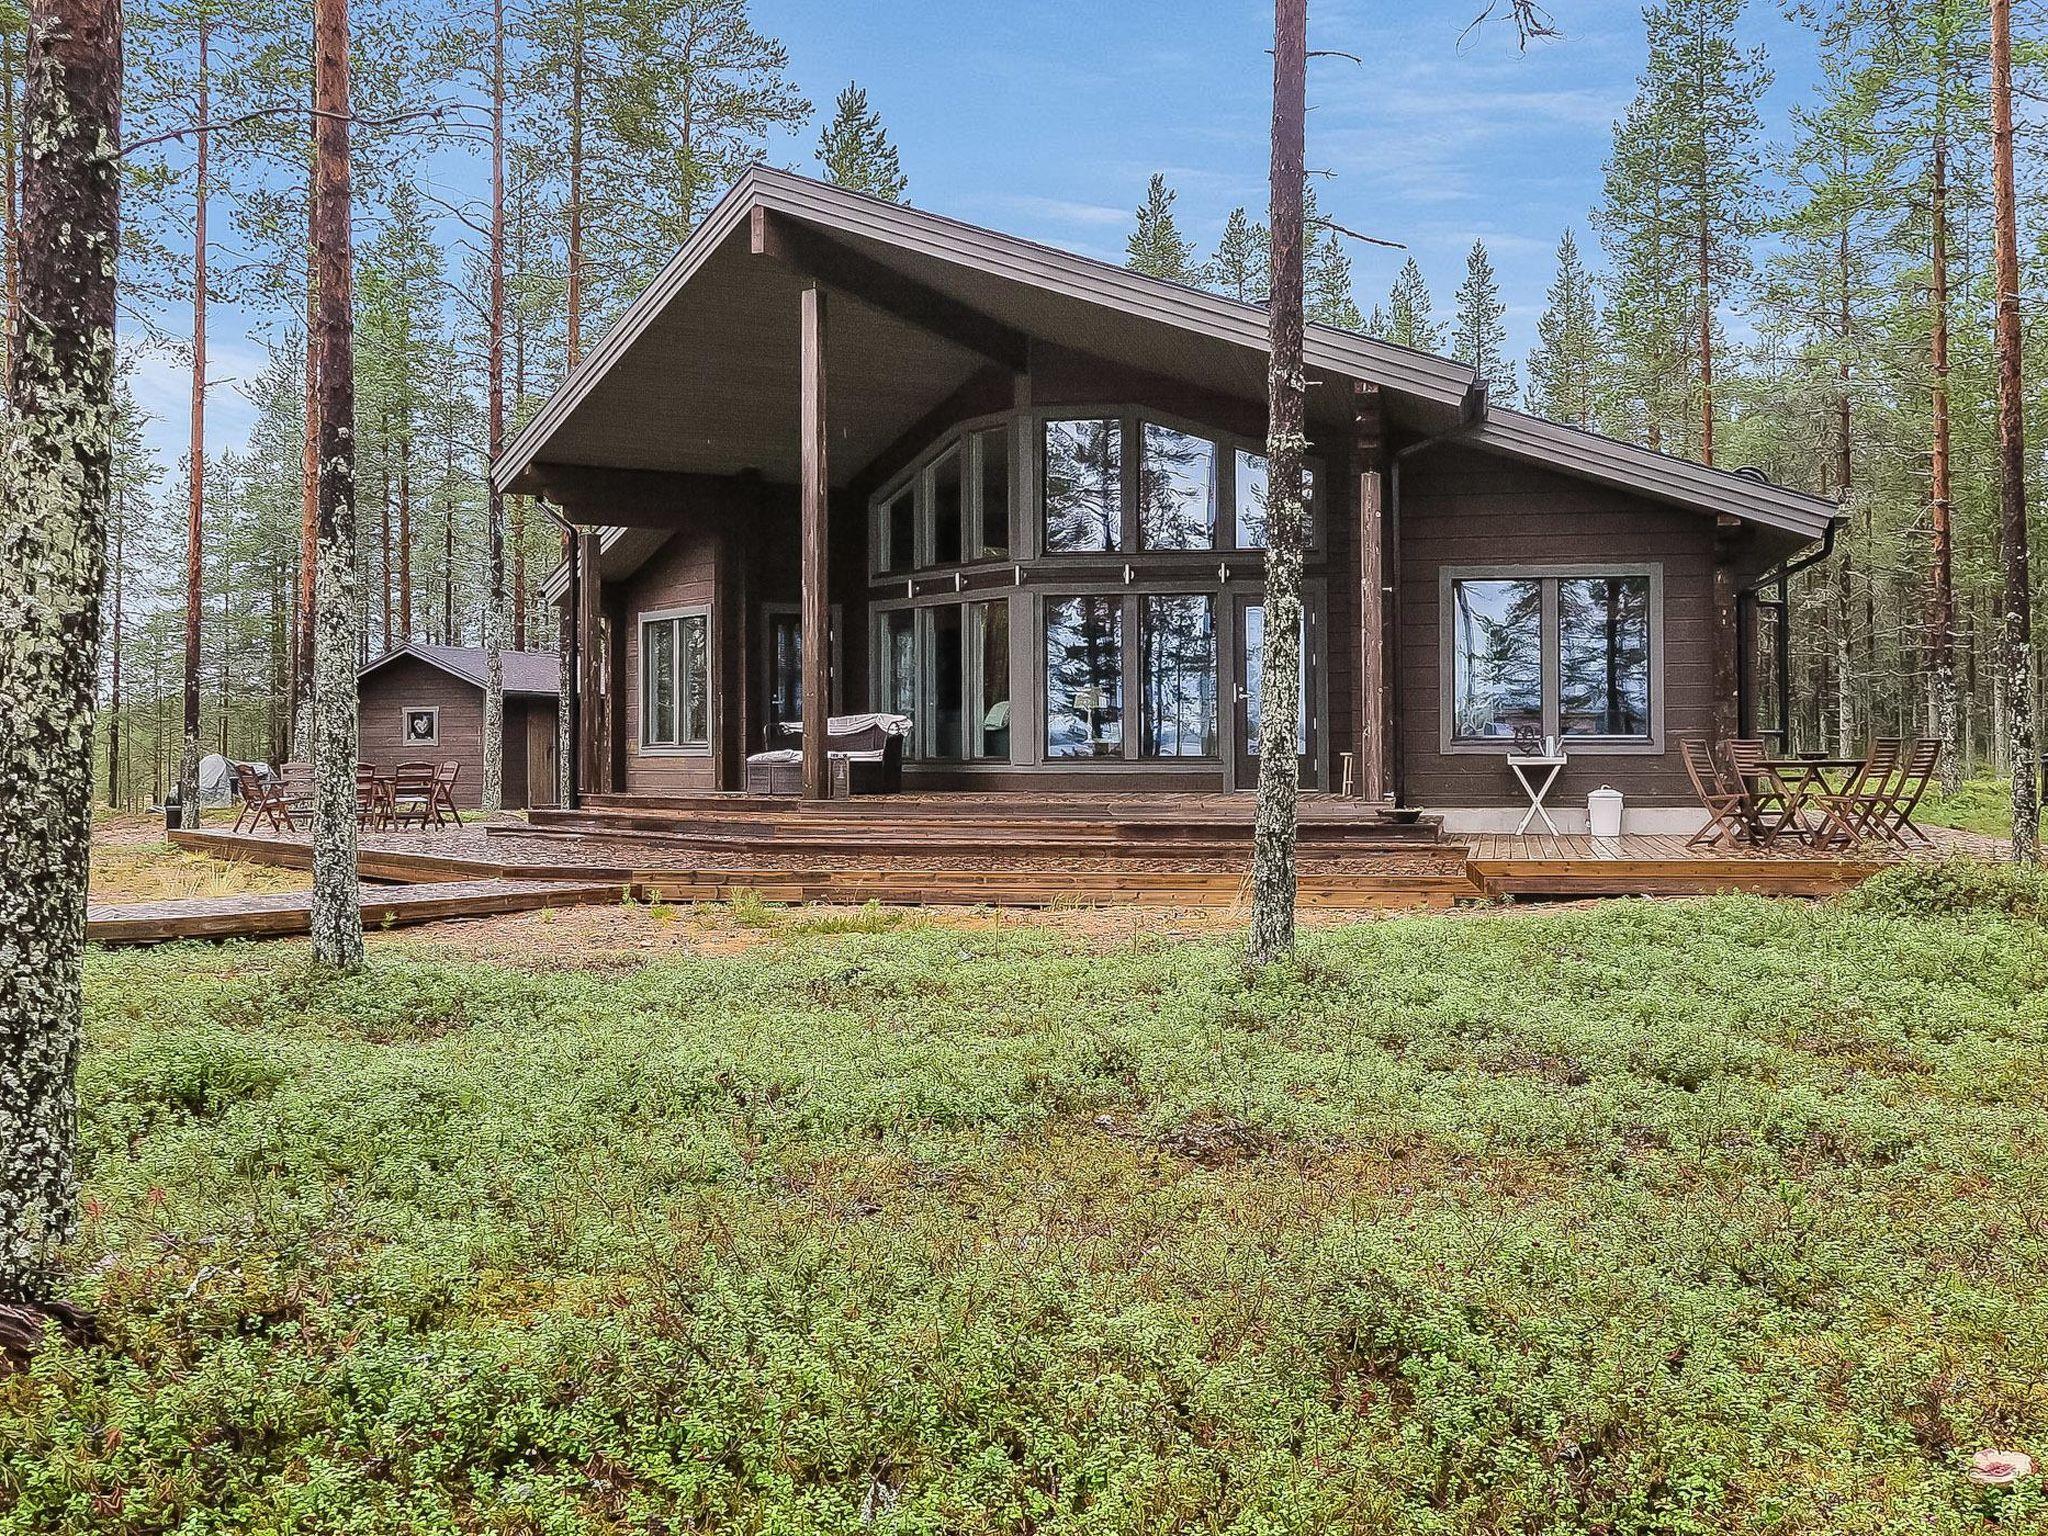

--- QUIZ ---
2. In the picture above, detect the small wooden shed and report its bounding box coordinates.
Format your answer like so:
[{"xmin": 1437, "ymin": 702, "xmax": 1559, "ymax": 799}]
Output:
[{"xmin": 357, "ymin": 644, "xmax": 561, "ymax": 809}]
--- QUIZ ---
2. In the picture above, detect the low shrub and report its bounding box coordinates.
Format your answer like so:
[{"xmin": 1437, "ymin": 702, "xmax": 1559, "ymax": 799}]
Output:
[{"xmin": 1842, "ymin": 855, "xmax": 2048, "ymax": 919}]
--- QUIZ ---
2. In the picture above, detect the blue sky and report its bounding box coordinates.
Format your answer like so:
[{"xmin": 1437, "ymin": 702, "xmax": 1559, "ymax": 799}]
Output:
[{"xmin": 129, "ymin": 0, "xmax": 1828, "ymax": 475}]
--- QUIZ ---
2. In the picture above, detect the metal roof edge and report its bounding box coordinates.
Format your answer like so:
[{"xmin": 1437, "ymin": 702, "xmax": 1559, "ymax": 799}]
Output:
[{"xmin": 1469, "ymin": 407, "xmax": 1840, "ymax": 540}]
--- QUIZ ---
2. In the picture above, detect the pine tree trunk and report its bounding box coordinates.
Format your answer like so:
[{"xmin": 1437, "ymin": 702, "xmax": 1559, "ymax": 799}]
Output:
[
  {"xmin": 378, "ymin": 409, "xmax": 391, "ymax": 652},
  {"xmin": 1928, "ymin": 127, "xmax": 1961, "ymax": 796},
  {"xmin": 1248, "ymin": 0, "xmax": 1307, "ymax": 969},
  {"xmin": 565, "ymin": 0, "xmax": 584, "ymax": 370},
  {"xmin": 107, "ymin": 491, "xmax": 123, "ymax": 805},
  {"xmin": 0, "ymin": 0, "xmax": 120, "ymax": 1319},
  {"xmin": 294, "ymin": 149, "xmax": 319, "ymax": 761},
  {"xmin": 1989, "ymin": 0, "xmax": 2037, "ymax": 861},
  {"xmin": 481, "ymin": 0, "xmax": 506, "ymax": 812},
  {"xmin": 310, "ymin": 0, "xmax": 362, "ymax": 967},
  {"xmin": 179, "ymin": 17, "xmax": 209, "ymax": 828},
  {"xmin": 397, "ymin": 430, "xmax": 410, "ymax": 643},
  {"xmin": 1, "ymin": 27, "xmax": 18, "ymax": 382}
]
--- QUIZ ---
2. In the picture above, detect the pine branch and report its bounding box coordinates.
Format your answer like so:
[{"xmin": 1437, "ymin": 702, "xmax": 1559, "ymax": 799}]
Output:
[
  {"xmin": 121, "ymin": 102, "xmax": 479, "ymax": 159},
  {"xmin": 1309, "ymin": 215, "xmax": 1405, "ymax": 252}
]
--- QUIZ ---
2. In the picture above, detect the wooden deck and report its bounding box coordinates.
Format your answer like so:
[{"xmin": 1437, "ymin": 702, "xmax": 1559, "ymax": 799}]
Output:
[
  {"xmin": 87, "ymin": 878, "xmax": 622, "ymax": 946},
  {"xmin": 148, "ymin": 798, "xmax": 1937, "ymax": 922}
]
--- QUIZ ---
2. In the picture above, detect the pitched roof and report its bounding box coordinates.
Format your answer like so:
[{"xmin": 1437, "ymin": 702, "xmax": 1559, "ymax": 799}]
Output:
[
  {"xmin": 497, "ymin": 166, "xmax": 1838, "ymax": 543},
  {"xmin": 359, "ymin": 644, "xmax": 561, "ymax": 697}
]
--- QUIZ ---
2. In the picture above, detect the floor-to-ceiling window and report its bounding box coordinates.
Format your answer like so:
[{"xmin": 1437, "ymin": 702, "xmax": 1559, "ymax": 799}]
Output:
[{"xmin": 867, "ymin": 406, "xmax": 1322, "ymax": 776}]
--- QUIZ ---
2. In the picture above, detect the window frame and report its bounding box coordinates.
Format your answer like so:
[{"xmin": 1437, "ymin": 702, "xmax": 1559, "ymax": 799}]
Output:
[
  {"xmin": 1438, "ymin": 563, "xmax": 1663, "ymax": 756},
  {"xmin": 401, "ymin": 706, "xmax": 439, "ymax": 748},
  {"xmin": 869, "ymin": 412, "xmax": 1022, "ymax": 576},
  {"xmin": 638, "ymin": 602, "xmax": 713, "ymax": 756}
]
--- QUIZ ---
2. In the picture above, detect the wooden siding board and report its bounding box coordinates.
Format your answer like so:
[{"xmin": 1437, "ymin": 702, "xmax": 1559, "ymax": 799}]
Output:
[{"xmin": 1397, "ymin": 444, "xmax": 1722, "ymax": 808}]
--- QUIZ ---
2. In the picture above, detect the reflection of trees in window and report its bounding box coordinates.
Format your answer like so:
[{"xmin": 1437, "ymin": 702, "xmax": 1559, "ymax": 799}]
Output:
[
  {"xmin": 881, "ymin": 610, "xmax": 917, "ymax": 729},
  {"xmin": 1044, "ymin": 419, "xmax": 1122, "ymax": 552},
  {"xmin": 1233, "ymin": 449, "xmax": 1313, "ymax": 548},
  {"xmin": 1044, "ymin": 596, "xmax": 1123, "ymax": 757},
  {"xmin": 641, "ymin": 612, "xmax": 709, "ymax": 747},
  {"xmin": 1141, "ymin": 595, "xmax": 1216, "ymax": 756},
  {"xmin": 768, "ymin": 613, "xmax": 801, "ymax": 741},
  {"xmin": 1139, "ymin": 425, "xmax": 1217, "ymax": 550},
  {"xmin": 644, "ymin": 619, "xmax": 676, "ymax": 743},
  {"xmin": 1451, "ymin": 579, "xmax": 1542, "ymax": 739},
  {"xmin": 1560, "ymin": 576, "xmax": 1649, "ymax": 736},
  {"xmin": 681, "ymin": 616, "xmax": 708, "ymax": 743}
]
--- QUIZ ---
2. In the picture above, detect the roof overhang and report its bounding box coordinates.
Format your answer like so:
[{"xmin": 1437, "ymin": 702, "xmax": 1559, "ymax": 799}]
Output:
[{"xmin": 497, "ymin": 166, "xmax": 1839, "ymax": 545}]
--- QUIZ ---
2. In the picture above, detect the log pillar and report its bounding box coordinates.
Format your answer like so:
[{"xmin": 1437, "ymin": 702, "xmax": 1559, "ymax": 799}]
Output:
[
  {"xmin": 800, "ymin": 284, "xmax": 831, "ymax": 800},
  {"xmin": 1353, "ymin": 381, "xmax": 1387, "ymax": 802},
  {"xmin": 575, "ymin": 529, "xmax": 608, "ymax": 796}
]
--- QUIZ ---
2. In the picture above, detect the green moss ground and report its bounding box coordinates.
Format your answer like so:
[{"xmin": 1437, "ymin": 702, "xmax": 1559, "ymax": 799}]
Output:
[{"xmin": 6, "ymin": 885, "xmax": 2048, "ymax": 1532}]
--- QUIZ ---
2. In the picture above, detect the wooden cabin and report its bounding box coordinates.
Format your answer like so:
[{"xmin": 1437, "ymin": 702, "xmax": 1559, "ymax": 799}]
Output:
[
  {"xmin": 356, "ymin": 644, "xmax": 561, "ymax": 810},
  {"xmin": 497, "ymin": 169, "xmax": 1837, "ymax": 834}
]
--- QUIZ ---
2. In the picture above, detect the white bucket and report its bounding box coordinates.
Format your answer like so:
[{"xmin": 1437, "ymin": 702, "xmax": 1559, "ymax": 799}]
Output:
[{"xmin": 1588, "ymin": 786, "xmax": 1624, "ymax": 840}]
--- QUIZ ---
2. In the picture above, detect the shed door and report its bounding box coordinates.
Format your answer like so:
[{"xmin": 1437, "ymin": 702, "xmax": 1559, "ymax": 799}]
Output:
[{"xmin": 526, "ymin": 706, "xmax": 559, "ymax": 808}]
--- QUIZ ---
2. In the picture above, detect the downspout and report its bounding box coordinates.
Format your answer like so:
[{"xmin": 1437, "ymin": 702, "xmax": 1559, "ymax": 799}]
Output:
[
  {"xmin": 1738, "ymin": 513, "xmax": 1840, "ymax": 751},
  {"xmin": 1386, "ymin": 380, "xmax": 1488, "ymax": 809},
  {"xmin": 535, "ymin": 494, "xmax": 581, "ymax": 810}
]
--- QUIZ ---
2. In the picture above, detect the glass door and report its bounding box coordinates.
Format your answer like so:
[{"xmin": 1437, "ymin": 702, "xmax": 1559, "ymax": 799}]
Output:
[{"xmin": 1231, "ymin": 595, "xmax": 1316, "ymax": 790}]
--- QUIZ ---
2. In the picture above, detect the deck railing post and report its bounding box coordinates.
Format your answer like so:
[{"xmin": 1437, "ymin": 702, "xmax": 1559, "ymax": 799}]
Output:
[{"xmin": 800, "ymin": 284, "xmax": 830, "ymax": 800}]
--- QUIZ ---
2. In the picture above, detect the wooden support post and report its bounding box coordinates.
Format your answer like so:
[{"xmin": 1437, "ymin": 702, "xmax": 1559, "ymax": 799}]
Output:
[
  {"xmin": 575, "ymin": 529, "xmax": 607, "ymax": 795},
  {"xmin": 800, "ymin": 284, "xmax": 830, "ymax": 800},
  {"xmin": 1711, "ymin": 514, "xmax": 1742, "ymax": 743},
  {"xmin": 1353, "ymin": 381, "xmax": 1386, "ymax": 802}
]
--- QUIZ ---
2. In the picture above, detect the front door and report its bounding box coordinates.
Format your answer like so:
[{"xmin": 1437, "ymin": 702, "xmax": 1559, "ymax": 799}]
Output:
[
  {"xmin": 1231, "ymin": 594, "xmax": 1318, "ymax": 790},
  {"xmin": 762, "ymin": 605, "xmax": 842, "ymax": 751}
]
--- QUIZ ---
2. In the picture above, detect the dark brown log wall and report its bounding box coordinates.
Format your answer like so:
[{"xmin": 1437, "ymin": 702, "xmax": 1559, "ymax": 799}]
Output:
[{"xmin": 1396, "ymin": 444, "xmax": 1726, "ymax": 809}]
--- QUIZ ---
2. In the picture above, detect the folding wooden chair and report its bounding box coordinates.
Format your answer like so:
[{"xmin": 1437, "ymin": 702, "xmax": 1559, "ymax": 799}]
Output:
[
  {"xmin": 1722, "ymin": 739, "xmax": 1795, "ymax": 845},
  {"xmin": 1809, "ymin": 739, "xmax": 1902, "ymax": 850},
  {"xmin": 429, "ymin": 761, "xmax": 465, "ymax": 828},
  {"xmin": 355, "ymin": 766, "xmax": 386, "ymax": 830},
  {"xmin": 1863, "ymin": 737, "xmax": 1942, "ymax": 849},
  {"xmin": 1683, "ymin": 739, "xmax": 1754, "ymax": 848},
  {"xmin": 232, "ymin": 762, "xmax": 296, "ymax": 833},
  {"xmin": 389, "ymin": 761, "xmax": 436, "ymax": 829}
]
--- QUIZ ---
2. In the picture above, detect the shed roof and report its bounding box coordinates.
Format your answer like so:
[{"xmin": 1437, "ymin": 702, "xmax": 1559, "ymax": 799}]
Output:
[
  {"xmin": 359, "ymin": 644, "xmax": 561, "ymax": 697},
  {"xmin": 498, "ymin": 166, "xmax": 1839, "ymax": 544}
]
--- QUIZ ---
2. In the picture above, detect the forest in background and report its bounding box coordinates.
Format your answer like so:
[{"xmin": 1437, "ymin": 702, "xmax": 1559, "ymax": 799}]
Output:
[{"xmin": 1, "ymin": 0, "xmax": 2039, "ymax": 804}]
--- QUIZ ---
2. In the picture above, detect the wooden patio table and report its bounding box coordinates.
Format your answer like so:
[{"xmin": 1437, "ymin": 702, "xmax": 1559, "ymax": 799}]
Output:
[{"xmin": 1759, "ymin": 756, "xmax": 1865, "ymax": 847}]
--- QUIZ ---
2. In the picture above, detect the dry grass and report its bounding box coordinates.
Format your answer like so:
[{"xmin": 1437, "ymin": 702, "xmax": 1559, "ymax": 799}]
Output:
[{"xmin": 89, "ymin": 812, "xmax": 308, "ymax": 905}]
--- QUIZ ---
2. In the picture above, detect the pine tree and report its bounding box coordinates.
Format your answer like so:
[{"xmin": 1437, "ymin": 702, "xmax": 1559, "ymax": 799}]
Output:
[
  {"xmin": 0, "ymin": 0, "xmax": 121, "ymax": 1340},
  {"xmin": 1599, "ymin": 0, "xmax": 1770, "ymax": 463},
  {"xmin": 1382, "ymin": 258, "xmax": 1444, "ymax": 352},
  {"xmin": 1527, "ymin": 230, "xmax": 1601, "ymax": 425},
  {"xmin": 817, "ymin": 81, "xmax": 907, "ymax": 202},
  {"xmin": 1204, "ymin": 205, "xmax": 1268, "ymax": 301},
  {"xmin": 1452, "ymin": 239, "xmax": 1517, "ymax": 404},
  {"xmin": 1125, "ymin": 173, "xmax": 1197, "ymax": 283},
  {"xmin": 1306, "ymin": 228, "xmax": 1362, "ymax": 330}
]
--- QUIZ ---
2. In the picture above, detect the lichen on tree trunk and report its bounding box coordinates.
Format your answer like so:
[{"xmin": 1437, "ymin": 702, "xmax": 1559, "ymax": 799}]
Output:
[
  {"xmin": 309, "ymin": 0, "xmax": 362, "ymax": 968},
  {"xmin": 1248, "ymin": 0, "xmax": 1307, "ymax": 970},
  {"xmin": 0, "ymin": 0, "xmax": 120, "ymax": 1307}
]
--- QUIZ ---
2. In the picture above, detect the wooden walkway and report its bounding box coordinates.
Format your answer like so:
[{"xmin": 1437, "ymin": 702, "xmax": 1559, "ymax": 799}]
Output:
[{"xmin": 87, "ymin": 878, "xmax": 622, "ymax": 946}]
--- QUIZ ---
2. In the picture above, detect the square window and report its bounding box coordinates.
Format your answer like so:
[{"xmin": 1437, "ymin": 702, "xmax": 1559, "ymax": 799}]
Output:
[{"xmin": 402, "ymin": 707, "xmax": 439, "ymax": 747}]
